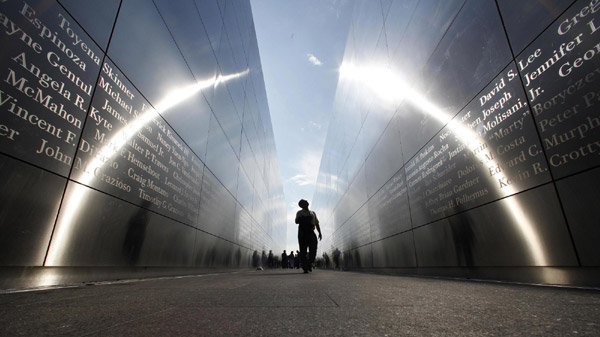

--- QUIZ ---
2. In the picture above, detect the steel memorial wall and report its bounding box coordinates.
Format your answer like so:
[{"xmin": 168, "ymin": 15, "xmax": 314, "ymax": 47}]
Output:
[
  {"xmin": 314, "ymin": 0, "xmax": 600, "ymax": 286},
  {"xmin": 0, "ymin": 0, "xmax": 286, "ymax": 288}
]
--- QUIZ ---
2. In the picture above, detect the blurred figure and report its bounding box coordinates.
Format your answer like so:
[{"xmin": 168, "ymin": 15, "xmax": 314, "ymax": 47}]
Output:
[
  {"xmin": 235, "ymin": 248, "xmax": 242, "ymax": 267},
  {"xmin": 275, "ymin": 255, "xmax": 281, "ymax": 268},
  {"xmin": 295, "ymin": 199, "xmax": 322, "ymax": 273},
  {"xmin": 333, "ymin": 248, "xmax": 341, "ymax": 269},
  {"xmin": 295, "ymin": 250, "xmax": 300, "ymax": 269},
  {"xmin": 205, "ymin": 246, "xmax": 218, "ymax": 266},
  {"xmin": 450, "ymin": 208, "xmax": 476, "ymax": 267},
  {"xmin": 268, "ymin": 250, "xmax": 274, "ymax": 268},
  {"xmin": 281, "ymin": 250, "xmax": 288, "ymax": 269},
  {"xmin": 122, "ymin": 200, "xmax": 151, "ymax": 265},
  {"xmin": 252, "ymin": 250, "xmax": 259, "ymax": 268},
  {"xmin": 288, "ymin": 251, "xmax": 294, "ymax": 269},
  {"xmin": 261, "ymin": 250, "xmax": 267, "ymax": 268},
  {"xmin": 323, "ymin": 252, "xmax": 330, "ymax": 269}
]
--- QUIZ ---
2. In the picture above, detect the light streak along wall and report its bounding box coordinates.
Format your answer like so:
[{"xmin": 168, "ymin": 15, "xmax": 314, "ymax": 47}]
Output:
[
  {"xmin": 313, "ymin": 0, "xmax": 599, "ymax": 286},
  {"xmin": 0, "ymin": 0, "xmax": 286, "ymax": 288}
]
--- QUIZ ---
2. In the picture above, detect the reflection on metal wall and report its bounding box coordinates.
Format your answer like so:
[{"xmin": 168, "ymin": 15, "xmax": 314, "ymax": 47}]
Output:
[
  {"xmin": 314, "ymin": 0, "xmax": 600, "ymax": 286},
  {"xmin": 0, "ymin": 0, "xmax": 286, "ymax": 288}
]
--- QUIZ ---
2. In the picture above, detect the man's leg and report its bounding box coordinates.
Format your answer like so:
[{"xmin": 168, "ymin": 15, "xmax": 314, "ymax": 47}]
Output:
[
  {"xmin": 308, "ymin": 232, "xmax": 318, "ymax": 271},
  {"xmin": 298, "ymin": 232, "xmax": 309, "ymax": 272}
]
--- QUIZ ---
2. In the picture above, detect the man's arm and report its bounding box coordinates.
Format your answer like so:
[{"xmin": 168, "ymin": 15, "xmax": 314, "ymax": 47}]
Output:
[
  {"xmin": 313, "ymin": 211, "xmax": 322, "ymax": 241},
  {"xmin": 316, "ymin": 223, "xmax": 322, "ymax": 241}
]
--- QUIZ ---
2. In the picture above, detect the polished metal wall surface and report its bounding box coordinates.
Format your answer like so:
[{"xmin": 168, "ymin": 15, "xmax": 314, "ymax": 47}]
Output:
[
  {"xmin": 314, "ymin": 0, "xmax": 600, "ymax": 286},
  {"xmin": 0, "ymin": 0, "xmax": 286, "ymax": 287}
]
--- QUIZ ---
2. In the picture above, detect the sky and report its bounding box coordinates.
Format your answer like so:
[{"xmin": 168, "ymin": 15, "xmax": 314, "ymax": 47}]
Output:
[{"xmin": 250, "ymin": 0, "xmax": 354, "ymax": 253}]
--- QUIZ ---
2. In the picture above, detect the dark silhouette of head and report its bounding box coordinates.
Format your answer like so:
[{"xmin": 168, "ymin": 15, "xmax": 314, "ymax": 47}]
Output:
[{"xmin": 298, "ymin": 199, "xmax": 309, "ymax": 209}]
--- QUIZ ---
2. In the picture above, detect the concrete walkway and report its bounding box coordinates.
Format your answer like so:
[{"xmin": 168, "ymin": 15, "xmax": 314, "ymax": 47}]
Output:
[{"xmin": 1, "ymin": 269, "xmax": 599, "ymax": 336}]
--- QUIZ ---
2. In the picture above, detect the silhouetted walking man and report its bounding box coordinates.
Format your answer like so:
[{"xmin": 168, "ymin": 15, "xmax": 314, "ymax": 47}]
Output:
[{"xmin": 295, "ymin": 199, "xmax": 322, "ymax": 273}]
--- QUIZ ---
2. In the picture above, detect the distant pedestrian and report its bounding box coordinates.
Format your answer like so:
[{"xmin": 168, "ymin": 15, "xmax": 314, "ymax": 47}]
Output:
[
  {"xmin": 282, "ymin": 250, "xmax": 288, "ymax": 269},
  {"xmin": 268, "ymin": 250, "xmax": 274, "ymax": 268},
  {"xmin": 333, "ymin": 248, "xmax": 340, "ymax": 269},
  {"xmin": 252, "ymin": 250, "xmax": 259, "ymax": 268},
  {"xmin": 323, "ymin": 252, "xmax": 330, "ymax": 268},
  {"xmin": 288, "ymin": 251, "xmax": 294, "ymax": 269}
]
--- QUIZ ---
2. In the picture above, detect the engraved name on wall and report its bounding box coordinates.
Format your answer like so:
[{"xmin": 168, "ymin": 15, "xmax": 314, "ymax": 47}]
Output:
[
  {"xmin": 71, "ymin": 60, "xmax": 203, "ymax": 225},
  {"xmin": 0, "ymin": 1, "xmax": 205, "ymax": 225},
  {"xmin": 0, "ymin": 0, "xmax": 101, "ymax": 176},
  {"xmin": 406, "ymin": 63, "xmax": 551, "ymax": 226},
  {"xmin": 519, "ymin": 0, "xmax": 600, "ymax": 178}
]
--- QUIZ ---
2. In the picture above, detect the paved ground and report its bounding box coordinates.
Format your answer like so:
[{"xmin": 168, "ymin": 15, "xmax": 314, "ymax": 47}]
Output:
[{"xmin": 0, "ymin": 269, "xmax": 599, "ymax": 336}]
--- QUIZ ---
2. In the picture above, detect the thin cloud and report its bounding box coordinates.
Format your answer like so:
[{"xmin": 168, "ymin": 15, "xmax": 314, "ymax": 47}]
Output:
[
  {"xmin": 288, "ymin": 150, "xmax": 322, "ymax": 187},
  {"xmin": 290, "ymin": 173, "xmax": 314, "ymax": 186},
  {"xmin": 307, "ymin": 53, "xmax": 323, "ymax": 66}
]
